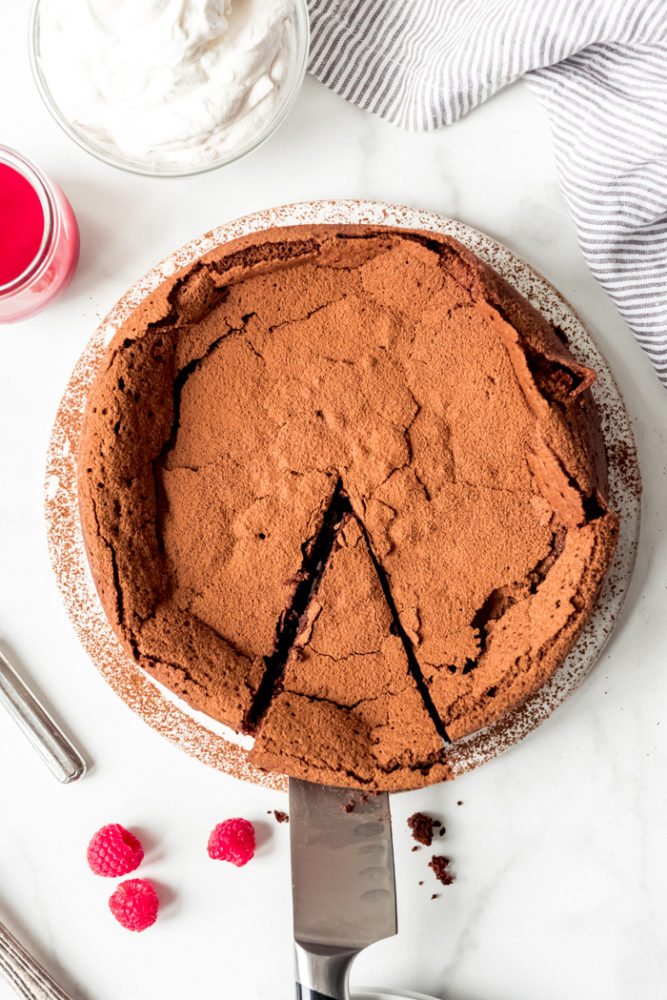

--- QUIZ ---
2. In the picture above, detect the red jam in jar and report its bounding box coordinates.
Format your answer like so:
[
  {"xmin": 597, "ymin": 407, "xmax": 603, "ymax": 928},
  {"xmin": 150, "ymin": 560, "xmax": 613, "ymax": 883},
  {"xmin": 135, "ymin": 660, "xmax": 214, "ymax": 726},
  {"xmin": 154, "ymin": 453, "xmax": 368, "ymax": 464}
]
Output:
[{"xmin": 0, "ymin": 145, "xmax": 79, "ymax": 322}]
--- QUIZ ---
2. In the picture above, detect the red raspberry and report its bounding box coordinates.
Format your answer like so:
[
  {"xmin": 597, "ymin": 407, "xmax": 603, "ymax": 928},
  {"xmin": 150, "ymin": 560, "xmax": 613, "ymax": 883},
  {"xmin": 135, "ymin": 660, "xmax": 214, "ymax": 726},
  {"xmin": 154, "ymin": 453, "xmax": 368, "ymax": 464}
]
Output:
[
  {"xmin": 207, "ymin": 818, "xmax": 256, "ymax": 866},
  {"xmin": 109, "ymin": 879, "xmax": 158, "ymax": 932},
  {"xmin": 87, "ymin": 824, "xmax": 144, "ymax": 877}
]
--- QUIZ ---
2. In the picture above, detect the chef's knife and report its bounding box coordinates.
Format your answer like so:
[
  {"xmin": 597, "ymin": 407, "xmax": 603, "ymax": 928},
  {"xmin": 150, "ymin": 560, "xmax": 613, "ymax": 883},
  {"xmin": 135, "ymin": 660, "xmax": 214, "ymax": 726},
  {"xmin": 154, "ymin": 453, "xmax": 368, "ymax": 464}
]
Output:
[{"xmin": 289, "ymin": 778, "xmax": 397, "ymax": 1000}]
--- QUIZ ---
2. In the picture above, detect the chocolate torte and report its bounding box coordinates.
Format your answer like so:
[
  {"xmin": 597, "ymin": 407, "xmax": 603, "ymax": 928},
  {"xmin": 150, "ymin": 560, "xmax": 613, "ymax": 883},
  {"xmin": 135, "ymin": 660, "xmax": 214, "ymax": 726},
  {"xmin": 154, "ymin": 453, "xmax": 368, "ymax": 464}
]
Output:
[{"xmin": 78, "ymin": 224, "xmax": 619, "ymax": 790}]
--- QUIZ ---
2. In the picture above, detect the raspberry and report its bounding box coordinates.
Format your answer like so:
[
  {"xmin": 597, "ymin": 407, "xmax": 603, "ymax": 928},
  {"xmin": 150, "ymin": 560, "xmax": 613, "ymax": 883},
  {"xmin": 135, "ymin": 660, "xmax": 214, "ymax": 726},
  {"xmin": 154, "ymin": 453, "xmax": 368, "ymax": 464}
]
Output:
[
  {"xmin": 207, "ymin": 818, "xmax": 255, "ymax": 866},
  {"xmin": 87, "ymin": 824, "xmax": 144, "ymax": 877},
  {"xmin": 109, "ymin": 879, "xmax": 158, "ymax": 932}
]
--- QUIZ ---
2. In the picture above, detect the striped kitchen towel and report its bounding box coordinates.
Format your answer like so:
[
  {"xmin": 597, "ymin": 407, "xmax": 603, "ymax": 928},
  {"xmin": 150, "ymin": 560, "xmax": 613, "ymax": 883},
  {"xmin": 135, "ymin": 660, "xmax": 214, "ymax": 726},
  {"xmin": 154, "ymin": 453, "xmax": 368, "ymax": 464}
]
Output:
[{"xmin": 307, "ymin": 0, "xmax": 667, "ymax": 386}]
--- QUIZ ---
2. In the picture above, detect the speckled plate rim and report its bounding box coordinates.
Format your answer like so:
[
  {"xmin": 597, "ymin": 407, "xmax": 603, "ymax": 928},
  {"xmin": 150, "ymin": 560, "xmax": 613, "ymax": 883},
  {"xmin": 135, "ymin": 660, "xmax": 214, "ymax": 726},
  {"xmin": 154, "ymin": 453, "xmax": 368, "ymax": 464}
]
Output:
[{"xmin": 44, "ymin": 199, "xmax": 641, "ymax": 792}]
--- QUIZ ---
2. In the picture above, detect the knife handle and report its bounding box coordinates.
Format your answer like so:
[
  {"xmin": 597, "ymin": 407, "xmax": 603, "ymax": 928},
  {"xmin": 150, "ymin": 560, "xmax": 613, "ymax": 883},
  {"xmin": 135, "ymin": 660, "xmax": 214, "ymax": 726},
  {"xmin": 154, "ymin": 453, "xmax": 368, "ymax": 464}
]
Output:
[
  {"xmin": 296, "ymin": 988, "xmax": 337, "ymax": 1000},
  {"xmin": 295, "ymin": 943, "xmax": 357, "ymax": 1000}
]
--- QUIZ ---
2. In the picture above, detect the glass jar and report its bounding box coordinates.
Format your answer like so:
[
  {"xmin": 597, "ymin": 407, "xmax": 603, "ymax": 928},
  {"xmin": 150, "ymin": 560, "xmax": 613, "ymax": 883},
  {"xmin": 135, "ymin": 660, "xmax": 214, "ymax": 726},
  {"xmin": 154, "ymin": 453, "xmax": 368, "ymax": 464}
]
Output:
[{"xmin": 0, "ymin": 145, "xmax": 79, "ymax": 322}]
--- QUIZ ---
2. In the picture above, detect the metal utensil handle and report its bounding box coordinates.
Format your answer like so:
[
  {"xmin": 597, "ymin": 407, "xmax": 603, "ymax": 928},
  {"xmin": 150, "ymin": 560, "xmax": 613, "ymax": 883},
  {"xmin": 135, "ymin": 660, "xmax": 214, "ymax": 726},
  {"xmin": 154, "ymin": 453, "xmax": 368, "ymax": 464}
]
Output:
[
  {"xmin": 295, "ymin": 943, "xmax": 357, "ymax": 1000},
  {"xmin": 0, "ymin": 651, "xmax": 85, "ymax": 784},
  {"xmin": 0, "ymin": 921, "xmax": 74, "ymax": 1000}
]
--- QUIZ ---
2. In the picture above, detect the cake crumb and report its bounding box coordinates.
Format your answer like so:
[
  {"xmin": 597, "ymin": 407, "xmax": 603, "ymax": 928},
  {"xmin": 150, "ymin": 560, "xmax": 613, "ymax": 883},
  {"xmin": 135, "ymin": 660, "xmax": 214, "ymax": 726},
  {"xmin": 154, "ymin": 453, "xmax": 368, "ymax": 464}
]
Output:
[
  {"xmin": 343, "ymin": 792, "xmax": 369, "ymax": 813},
  {"xmin": 272, "ymin": 810, "xmax": 289, "ymax": 824},
  {"xmin": 457, "ymin": 801, "xmax": 463, "ymax": 806},
  {"xmin": 407, "ymin": 812, "xmax": 439, "ymax": 846},
  {"xmin": 411, "ymin": 845, "xmax": 419, "ymax": 852},
  {"xmin": 431, "ymin": 893, "xmax": 438, "ymax": 900},
  {"xmin": 429, "ymin": 856, "xmax": 455, "ymax": 886}
]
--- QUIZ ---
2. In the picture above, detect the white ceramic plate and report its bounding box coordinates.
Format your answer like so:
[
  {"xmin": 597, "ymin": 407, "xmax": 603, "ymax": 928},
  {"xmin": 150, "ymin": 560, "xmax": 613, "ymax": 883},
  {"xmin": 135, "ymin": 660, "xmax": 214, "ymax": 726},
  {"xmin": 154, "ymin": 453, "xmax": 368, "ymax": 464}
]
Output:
[{"xmin": 45, "ymin": 200, "xmax": 641, "ymax": 791}]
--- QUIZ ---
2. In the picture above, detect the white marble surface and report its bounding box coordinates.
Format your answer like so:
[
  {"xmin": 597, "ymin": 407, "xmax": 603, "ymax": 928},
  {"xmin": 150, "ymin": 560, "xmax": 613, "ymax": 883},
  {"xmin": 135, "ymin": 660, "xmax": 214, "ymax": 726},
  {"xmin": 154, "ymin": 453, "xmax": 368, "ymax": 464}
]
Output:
[{"xmin": 2, "ymin": 4, "xmax": 667, "ymax": 1000}]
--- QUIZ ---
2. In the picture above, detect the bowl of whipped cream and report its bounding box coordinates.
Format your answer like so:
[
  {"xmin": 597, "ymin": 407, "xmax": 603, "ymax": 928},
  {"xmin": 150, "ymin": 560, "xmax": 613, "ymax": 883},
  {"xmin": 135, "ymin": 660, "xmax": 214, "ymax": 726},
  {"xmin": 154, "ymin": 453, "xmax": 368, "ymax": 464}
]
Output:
[{"xmin": 30, "ymin": 0, "xmax": 309, "ymax": 176}]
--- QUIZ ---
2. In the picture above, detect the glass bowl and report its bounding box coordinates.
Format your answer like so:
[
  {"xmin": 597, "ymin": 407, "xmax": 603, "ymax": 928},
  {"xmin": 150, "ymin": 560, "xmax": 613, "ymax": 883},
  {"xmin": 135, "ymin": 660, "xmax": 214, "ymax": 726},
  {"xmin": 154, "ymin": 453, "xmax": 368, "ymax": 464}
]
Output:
[{"xmin": 28, "ymin": 0, "xmax": 310, "ymax": 178}]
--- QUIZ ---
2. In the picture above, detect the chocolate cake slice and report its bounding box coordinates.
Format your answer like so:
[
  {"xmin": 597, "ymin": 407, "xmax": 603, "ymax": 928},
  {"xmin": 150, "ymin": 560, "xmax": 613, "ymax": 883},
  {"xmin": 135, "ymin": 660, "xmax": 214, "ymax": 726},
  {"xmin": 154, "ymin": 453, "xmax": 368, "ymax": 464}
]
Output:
[{"xmin": 249, "ymin": 515, "xmax": 451, "ymax": 790}]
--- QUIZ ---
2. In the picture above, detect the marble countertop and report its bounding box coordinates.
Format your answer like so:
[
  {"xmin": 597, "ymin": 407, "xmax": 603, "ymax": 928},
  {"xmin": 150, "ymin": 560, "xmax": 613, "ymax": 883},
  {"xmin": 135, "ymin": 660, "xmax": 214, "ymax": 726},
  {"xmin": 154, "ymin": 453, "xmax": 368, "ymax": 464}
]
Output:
[{"xmin": 2, "ymin": 5, "xmax": 667, "ymax": 1000}]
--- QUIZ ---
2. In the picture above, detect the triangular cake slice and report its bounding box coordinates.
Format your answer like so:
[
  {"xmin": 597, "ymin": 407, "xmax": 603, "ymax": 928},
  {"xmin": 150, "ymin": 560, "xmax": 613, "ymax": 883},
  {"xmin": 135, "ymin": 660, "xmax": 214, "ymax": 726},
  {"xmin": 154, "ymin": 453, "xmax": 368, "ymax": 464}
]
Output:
[{"xmin": 249, "ymin": 514, "xmax": 450, "ymax": 790}]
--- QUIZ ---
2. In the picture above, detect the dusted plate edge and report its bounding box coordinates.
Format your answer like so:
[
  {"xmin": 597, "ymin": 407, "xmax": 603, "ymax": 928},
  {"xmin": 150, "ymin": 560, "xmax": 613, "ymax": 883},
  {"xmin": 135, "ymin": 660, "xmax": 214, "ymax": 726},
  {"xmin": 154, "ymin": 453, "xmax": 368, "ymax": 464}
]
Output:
[{"xmin": 44, "ymin": 199, "xmax": 641, "ymax": 790}]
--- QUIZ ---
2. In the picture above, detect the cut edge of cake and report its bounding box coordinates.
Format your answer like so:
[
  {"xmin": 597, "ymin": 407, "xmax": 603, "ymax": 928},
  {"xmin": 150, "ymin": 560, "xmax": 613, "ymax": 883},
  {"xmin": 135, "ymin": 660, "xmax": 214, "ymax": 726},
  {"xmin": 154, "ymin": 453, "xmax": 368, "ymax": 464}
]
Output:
[{"xmin": 248, "ymin": 512, "xmax": 452, "ymax": 791}]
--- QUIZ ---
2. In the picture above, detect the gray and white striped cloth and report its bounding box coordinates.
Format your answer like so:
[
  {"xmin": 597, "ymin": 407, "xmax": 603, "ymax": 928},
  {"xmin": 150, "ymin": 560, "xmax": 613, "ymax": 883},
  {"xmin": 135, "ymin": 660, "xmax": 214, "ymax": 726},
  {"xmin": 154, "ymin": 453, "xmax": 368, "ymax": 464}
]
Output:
[{"xmin": 307, "ymin": 0, "xmax": 667, "ymax": 386}]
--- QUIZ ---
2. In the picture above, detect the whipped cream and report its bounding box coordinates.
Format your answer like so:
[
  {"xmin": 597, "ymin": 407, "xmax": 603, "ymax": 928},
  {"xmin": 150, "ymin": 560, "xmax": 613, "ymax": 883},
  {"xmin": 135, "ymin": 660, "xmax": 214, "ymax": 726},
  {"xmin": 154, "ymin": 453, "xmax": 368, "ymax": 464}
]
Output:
[{"xmin": 38, "ymin": 0, "xmax": 300, "ymax": 170}]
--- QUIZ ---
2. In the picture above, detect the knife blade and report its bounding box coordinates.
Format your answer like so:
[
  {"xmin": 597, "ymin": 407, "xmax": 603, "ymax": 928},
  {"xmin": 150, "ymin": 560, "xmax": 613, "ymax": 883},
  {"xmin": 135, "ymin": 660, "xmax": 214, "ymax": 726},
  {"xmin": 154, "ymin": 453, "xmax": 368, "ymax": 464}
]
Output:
[{"xmin": 289, "ymin": 778, "xmax": 397, "ymax": 1000}]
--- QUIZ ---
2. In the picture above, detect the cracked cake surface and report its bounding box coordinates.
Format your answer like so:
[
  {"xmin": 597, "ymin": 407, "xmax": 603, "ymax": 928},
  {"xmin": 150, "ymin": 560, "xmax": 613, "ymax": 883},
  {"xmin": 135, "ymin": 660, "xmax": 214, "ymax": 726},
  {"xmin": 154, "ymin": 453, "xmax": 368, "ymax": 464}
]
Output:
[{"xmin": 78, "ymin": 223, "xmax": 619, "ymax": 790}]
